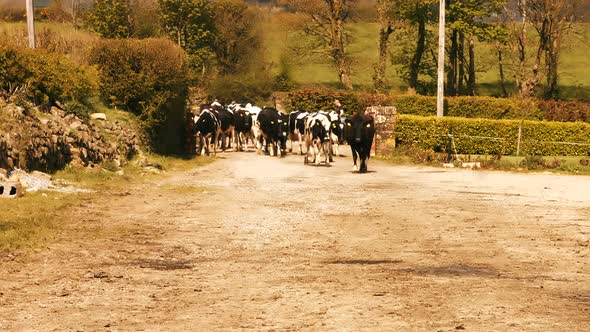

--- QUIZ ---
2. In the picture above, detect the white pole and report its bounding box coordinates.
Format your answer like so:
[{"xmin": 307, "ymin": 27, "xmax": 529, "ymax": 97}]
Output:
[
  {"xmin": 26, "ymin": 0, "xmax": 35, "ymax": 49},
  {"xmin": 437, "ymin": 0, "xmax": 445, "ymax": 118}
]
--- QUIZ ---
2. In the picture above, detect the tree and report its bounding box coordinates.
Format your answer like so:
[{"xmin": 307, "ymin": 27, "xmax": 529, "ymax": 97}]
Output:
[
  {"xmin": 283, "ymin": 0, "xmax": 354, "ymax": 90},
  {"xmin": 89, "ymin": 0, "xmax": 131, "ymax": 39},
  {"xmin": 446, "ymin": 0, "xmax": 506, "ymax": 96},
  {"xmin": 393, "ymin": 0, "xmax": 438, "ymax": 93},
  {"xmin": 528, "ymin": 0, "xmax": 576, "ymax": 99},
  {"xmin": 158, "ymin": 0, "xmax": 215, "ymax": 74},
  {"xmin": 373, "ymin": 0, "xmax": 400, "ymax": 92},
  {"xmin": 211, "ymin": 0, "xmax": 261, "ymax": 75},
  {"xmin": 129, "ymin": 0, "xmax": 161, "ymax": 38}
]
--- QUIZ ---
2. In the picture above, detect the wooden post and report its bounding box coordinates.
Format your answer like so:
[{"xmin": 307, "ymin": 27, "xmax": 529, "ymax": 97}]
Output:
[
  {"xmin": 436, "ymin": 0, "xmax": 446, "ymax": 118},
  {"xmin": 516, "ymin": 121, "xmax": 523, "ymax": 156},
  {"xmin": 26, "ymin": 0, "xmax": 35, "ymax": 49}
]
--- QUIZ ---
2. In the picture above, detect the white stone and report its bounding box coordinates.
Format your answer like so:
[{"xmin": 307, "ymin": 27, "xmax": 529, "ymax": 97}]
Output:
[
  {"xmin": 461, "ymin": 162, "xmax": 481, "ymax": 169},
  {"xmin": 90, "ymin": 113, "xmax": 107, "ymax": 120}
]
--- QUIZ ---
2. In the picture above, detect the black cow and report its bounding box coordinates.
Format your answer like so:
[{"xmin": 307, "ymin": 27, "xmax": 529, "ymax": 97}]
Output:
[
  {"xmin": 233, "ymin": 109, "xmax": 253, "ymax": 151},
  {"xmin": 344, "ymin": 112, "xmax": 375, "ymax": 173},
  {"xmin": 288, "ymin": 110, "xmax": 308, "ymax": 155},
  {"xmin": 194, "ymin": 109, "xmax": 220, "ymax": 156},
  {"xmin": 257, "ymin": 107, "xmax": 288, "ymax": 157}
]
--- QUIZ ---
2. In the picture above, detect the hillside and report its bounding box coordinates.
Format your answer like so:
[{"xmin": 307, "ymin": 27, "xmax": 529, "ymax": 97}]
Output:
[{"xmin": 262, "ymin": 20, "xmax": 590, "ymax": 99}]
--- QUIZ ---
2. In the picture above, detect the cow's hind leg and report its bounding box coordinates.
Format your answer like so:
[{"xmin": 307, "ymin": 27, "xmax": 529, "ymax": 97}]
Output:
[{"xmin": 351, "ymin": 145, "xmax": 359, "ymax": 172}]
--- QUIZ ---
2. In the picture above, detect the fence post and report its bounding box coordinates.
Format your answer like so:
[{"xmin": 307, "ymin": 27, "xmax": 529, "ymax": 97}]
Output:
[
  {"xmin": 446, "ymin": 127, "xmax": 453, "ymax": 163},
  {"xmin": 516, "ymin": 120, "xmax": 523, "ymax": 156}
]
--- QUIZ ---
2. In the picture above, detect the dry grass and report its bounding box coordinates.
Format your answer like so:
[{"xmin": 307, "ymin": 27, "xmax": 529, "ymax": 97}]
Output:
[
  {"xmin": 0, "ymin": 154, "xmax": 215, "ymax": 253},
  {"xmin": 0, "ymin": 21, "xmax": 97, "ymax": 64},
  {"xmin": 0, "ymin": 191, "xmax": 93, "ymax": 251}
]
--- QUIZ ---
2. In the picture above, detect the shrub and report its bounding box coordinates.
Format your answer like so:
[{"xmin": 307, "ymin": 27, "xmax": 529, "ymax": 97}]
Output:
[
  {"xmin": 520, "ymin": 155, "xmax": 546, "ymax": 170},
  {"xmin": 395, "ymin": 115, "xmax": 590, "ymax": 156},
  {"xmin": 391, "ymin": 95, "xmax": 590, "ymax": 123},
  {"xmin": 0, "ymin": 45, "xmax": 97, "ymax": 113},
  {"xmin": 285, "ymin": 87, "xmax": 362, "ymax": 114},
  {"xmin": 90, "ymin": 38, "xmax": 190, "ymax": 154},
  {"xmin": 281, "ymin": 87, "xmax": 590, "ymax": 124},
  {"xmin": 207, "ymin": 76, "xmax": 274, "ymax": 105},
  {"xmin": 539, "ymin": 100, "xmax": 590, "ymax": 123}
]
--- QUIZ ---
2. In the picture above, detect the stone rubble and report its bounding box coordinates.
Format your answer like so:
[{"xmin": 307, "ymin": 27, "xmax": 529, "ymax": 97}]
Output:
[{"xmin": 0, "ymin": 100, "xmax": 142, "ymax": 174}]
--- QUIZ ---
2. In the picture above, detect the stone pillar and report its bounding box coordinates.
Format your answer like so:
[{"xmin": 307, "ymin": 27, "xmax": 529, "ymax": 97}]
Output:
[{"xmin": 366, "ymin": 106, "xmax": 398, "ymax": 156}]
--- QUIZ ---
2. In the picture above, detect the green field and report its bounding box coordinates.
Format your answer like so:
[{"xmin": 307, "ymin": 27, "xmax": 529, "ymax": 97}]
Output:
[{"xmin": 262, "ymin": 21, "xmax": 590, "ymax": 99}]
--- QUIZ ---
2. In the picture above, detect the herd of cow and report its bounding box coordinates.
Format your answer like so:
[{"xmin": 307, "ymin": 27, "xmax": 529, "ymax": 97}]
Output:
[{"xmin": 192, "ymin": 101, "xmax": 376, "ymax": 173}]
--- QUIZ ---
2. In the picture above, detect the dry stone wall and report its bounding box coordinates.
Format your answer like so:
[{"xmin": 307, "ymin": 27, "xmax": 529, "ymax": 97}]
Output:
[
  {"xmin": 0, "ymin": 101, "xmax": 142, "ymax": 173},
  {"xmin": 367, "ymin": 106, "xmax": 398, "ymax": 155}
]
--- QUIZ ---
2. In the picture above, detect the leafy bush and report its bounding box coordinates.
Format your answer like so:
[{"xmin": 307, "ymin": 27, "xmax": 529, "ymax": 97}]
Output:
[
  {"xmin": 395, "ymin": 115, "xmax": 590, "ymax": 156},
  {"xmin": 90, "ymin": 38, "xmax": 190, "ymax": 154},
  {"xmin": 539, "ymin": 100, "xmax": 590, "ymax": 123},
  {"xmin": 0, "ymin": 45, "xmax": 97, "ymax": 113},
  {"xmin": 281, "ymin": 87, "xmax": 590, "ymax": 124},
  {"xmin": 520, "ymin": 155, "xmax": 546, "ymax": 170},
  {"xmin": 391, "ymin": 95, "xmax": 590, "ymax": 123},
  {"xmin": 285, "ymin": 87, "xmax": 362, "ymax": 114},
  {"xmin": 207, "ymin": 75, "xmax": 274, "ymax": 104}
]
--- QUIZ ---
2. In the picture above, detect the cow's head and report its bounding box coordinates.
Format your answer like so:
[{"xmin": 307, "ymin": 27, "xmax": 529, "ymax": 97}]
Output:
[
  {"xmin": 330, "ymin": 120, "xmax": 343, "ymax": 142},
  {"xmin": 345, "ymin": 114, "xmax": 374, "ymax": 143}
]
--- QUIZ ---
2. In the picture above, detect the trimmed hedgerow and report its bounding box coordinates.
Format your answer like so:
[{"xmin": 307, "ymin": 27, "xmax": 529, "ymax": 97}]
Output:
[
  {"xmin": 286, "ymin": 87, "xmax": 362, "ymax": 114},
  {"xmin": 539, "ymin": 100, "xmax": 590, "ymax": 123},
  {"xmin": 395, "ymin": 115, "xmax": 590, "ymax": 156},
  {"xmin": 283, "ymin": 87, "xmax": 590, "ymax": 124}
]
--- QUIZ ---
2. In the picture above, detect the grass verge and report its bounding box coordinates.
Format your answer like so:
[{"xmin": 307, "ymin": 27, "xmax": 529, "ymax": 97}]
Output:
[
  {"xmin": 0, "ymin": 154, "xmax": 215, "ymax": 253},
  {"xmin": 378, "ymin": 145, "xmax": 590, "ymax": 175}
]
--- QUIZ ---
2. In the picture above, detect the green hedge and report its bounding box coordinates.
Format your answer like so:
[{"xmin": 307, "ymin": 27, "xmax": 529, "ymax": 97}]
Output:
[
  {"xmin": 282, "ymin": 87, "xmax": 589, "ymax": 123},
  {"xmin": 90, "ymin": 38, "xmax": 190, "ymax": 154},
  {"xmin": 286, "ymin": 87, "xmax": 362, "ymax": 114},
  {"xmin": 395, "ymin": 115, "xmax": 590, "ymax": 156}
]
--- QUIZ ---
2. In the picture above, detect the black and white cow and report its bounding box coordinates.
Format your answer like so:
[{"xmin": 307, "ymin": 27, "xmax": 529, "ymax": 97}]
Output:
[
  {"xmin": 304, "ymin": 112, "xmax": 332, "ymax": 166},
  {"xmin": 233, "ymin": 108, "xmax": 253, "ymax": 151},
  {"xmin": 211, "ymin": 108, "xmax": 235, "ymax": 152},
  {"xmin": 344, "ymin": 112, "xmax": 375, "ymax": 173},
  {"xmin": 229, "ymin": 102, "xmax": 262, "ymax": 149},
  {"xmin": 257, "ymin": 107, "xmax": 288, "ymax": 157},
  {"xmin": 288, "ymin": 110, "xmax": 308, "ymax": 155},
  {"xmin": 325, "ymin": 110, "xmax": 344, "ymax": 156},
  {"xmin": 194, "ymin": 109, "xmax": 220, "ymax": 156}
]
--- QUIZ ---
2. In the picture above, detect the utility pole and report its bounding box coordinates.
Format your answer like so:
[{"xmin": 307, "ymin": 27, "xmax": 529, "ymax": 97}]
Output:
[
  {"xmin": 26, "ymin": 0, "xmax": 35, "ymax": 49},
  {"xmin": 437, "ymin": 0, "xmax": 445, "ymax": 118}
]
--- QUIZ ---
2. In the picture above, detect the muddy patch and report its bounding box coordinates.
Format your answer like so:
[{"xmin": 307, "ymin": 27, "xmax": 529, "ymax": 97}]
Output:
[
  {"xmin": 454, "ymin": 190, "xmax": 524, "ymax": 197},
  {"xmin": 134, "ymin": 258, "xmax": 194, "ymax": 271},
  {"xmin": 327, "ymin": 259, "xmax": 403, "ymax": 265},
  {"xmin": 363, "ymin": 182, "xmax": 399, "ymax": 190},
  {"xmin": 400, "ymin": 264, "xmax": 498, "ymax": 277}
]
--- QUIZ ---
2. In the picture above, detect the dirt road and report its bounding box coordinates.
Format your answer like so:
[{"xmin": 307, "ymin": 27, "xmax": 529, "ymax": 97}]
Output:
[{"xmin": 1, "ymin": 151, "xmax": 589, "ymax": 331}]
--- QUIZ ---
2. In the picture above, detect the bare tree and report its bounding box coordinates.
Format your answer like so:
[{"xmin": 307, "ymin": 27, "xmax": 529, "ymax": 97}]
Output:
[
  {"xmin": 528, "ymin": 0, "xmax": 576, "ymax": 99},
  {"xmin": 284, "ymin": 0, "xmax": 354, "ymax": 89},
  {"xmin": 504, "ymin": 0, "xmax": 576, "ymax": 99}
]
